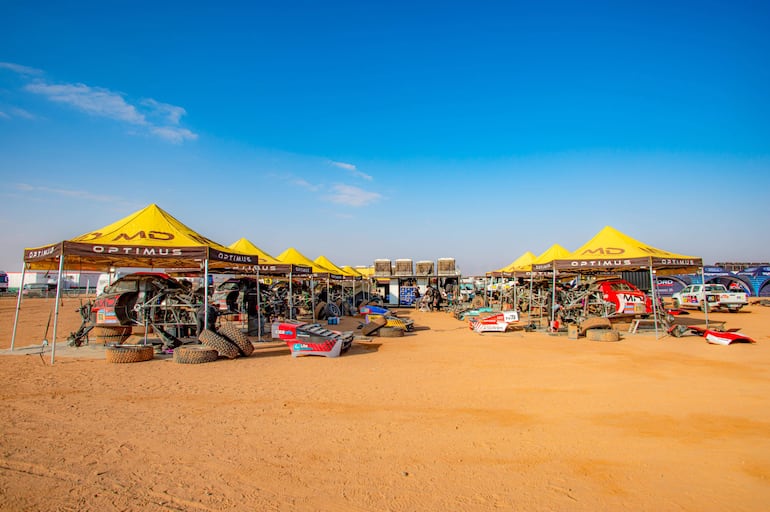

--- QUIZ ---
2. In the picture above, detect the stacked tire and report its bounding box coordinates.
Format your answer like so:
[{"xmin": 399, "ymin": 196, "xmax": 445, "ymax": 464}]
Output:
[
  {"xmin": 173, "ymin": 345, "xmax": 219, "ymax": 364},
  {"xmin": 218, "ymin": 324, "xmax": 254, "ymax": 357},
  {"xmin": 175, "ymin": 327, "xmax": 255, "ymax": 364},
  {"xmin": 198, "ymin": 329, "xmax": 240, "ymax": 359},
  {"xmin": 105, "ymin": 344, "xmax": 154, "ymax": 364}
]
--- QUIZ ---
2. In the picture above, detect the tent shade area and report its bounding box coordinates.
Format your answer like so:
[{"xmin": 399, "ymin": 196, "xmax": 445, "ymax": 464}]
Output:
[
  {"xmin": 531, "ymin": 244, "xmax": 573, "ymax": 273},
  {"xmin": 487, "ymin": 251, "xmax": 536, "ymax": 278},
  {"xmin": 25, "ymin": 204, "xmax": 258, "ymax": 272},
  {"xmin": 276, "ymin": 248, "xmax": 341, "ymax": 279},
  {"xmin": 553, "ymin": 226, "xmax": 702, "ymax": 275},
  {"xmin": 546, "ymin": 226, "xmax": 704, "ymax": 337},
  {"xmin": 229, "ymin": 238, "xmax": 311, "ymax": 275},
  {"xmin": 15, "ymin": 204, "xmax": 260, "ymax": 363}
]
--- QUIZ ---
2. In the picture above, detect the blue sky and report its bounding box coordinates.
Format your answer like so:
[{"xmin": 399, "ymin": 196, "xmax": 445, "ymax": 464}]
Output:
[{"xmin": 1, "ymin": 1, "xmax": 768, "ymax": 276}]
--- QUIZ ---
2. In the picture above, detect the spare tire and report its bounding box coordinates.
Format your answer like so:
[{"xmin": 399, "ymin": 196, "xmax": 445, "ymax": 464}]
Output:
[
  {"xmin": 105, "ymin": 344, "xmax": 154, "ymax": 364},
  {"xmin": 199, "ymin": 329, "xmax": 240, "ymax": 359},
  {"xmin": 314, "ymin": 301, "xmax": 327, "ymax": 320},
  {"xmin": 219, "ymin": 324, "xmax": 254, "ymax": 357},
  {"xmin": 173, "ymin": 345, "xmax": 219, "ymax": 364},
  {"xmin": 579, "ymin": 317, "xmax": 612, "ymax": 336},
  {"xmin": 326, "ymin": 302, "xmax": 341, "ymax": 318}
]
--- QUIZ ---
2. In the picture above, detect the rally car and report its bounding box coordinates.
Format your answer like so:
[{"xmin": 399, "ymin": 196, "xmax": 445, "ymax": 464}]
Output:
[
  {"xmin": 558, "ymin": 278, "xmax": 653, "ymax": 324},
  {"xmin": 211, "ymin": 277, "xmax": 259, "ymax": 314},
  {"xmin": 90, "ymin": 272, "xmax": 201, "ymax": 345}
]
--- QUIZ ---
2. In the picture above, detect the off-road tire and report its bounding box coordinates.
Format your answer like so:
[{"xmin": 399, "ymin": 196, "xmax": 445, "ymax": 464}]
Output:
[
  {"xmin": 315, "ymin": 301, "xmax": 327, "ymax": 320},
  {"xmin": 94, "ymin": 326, "xmax": 132, "ymax": 345},
  {"xmin": 672, "ymin": 299, "xmax": 681, "ymax": 308},
  {"xmin": 579, "ymin": 317, "xmax": 612, "ymax": 336},
  {"xmin": 173, "ymin": 345, "xmax": 219, "ymax": 364},
  {"xmin": 326, "ymin": 302, "xmax": 341, "ymax": 318},
  {"xmin": 105, "ymin": 344, "xmax": 154, "ymax": 363},
  {"xmin": 199, "ymin": 329, "xmax": 240, "ymax": 359},
  {"xmin": 219, "ymin": 324, "xmax": 254, "ymax": 357},
  {"xmin": 379, "ymin": 326, "xmax": 404, "ymax": 338}
]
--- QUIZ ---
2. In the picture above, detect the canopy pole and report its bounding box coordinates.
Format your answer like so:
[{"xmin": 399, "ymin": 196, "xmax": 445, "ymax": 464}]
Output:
[
  {"xmin": 10, "ymin": 264, "xmax": 28, "ymax": 351},
  {"xmin": 649, "ymin": 263, "xmax": 660, "ymax": 339},
  {"xmin": 204, "ymin": 259, "xmax": 210, "ymax": 331},
  {"xmin": 550, "ymin": 266, "xmax": 557, "ymax": 331},
  {"xmin": 311, "ymin": 277, "xmax": 316, "ymax": 322},
  {"xmin": 256, "ymin": 266, "xmax": 262, "ymax": 341},
  {"xmin": 702, "ymin": 266, "xmax": 709, "ymax": 328},
  {"xmin": 289, "ymin": 272, "xmax": 293, "ymax": 320},
  {"xmin": 528, "ymin": 271, "xmax": 534, "ymax": 323},
  {"xmin": 50, "ymin": 254, "xmax": 65, "ymax": 365}
]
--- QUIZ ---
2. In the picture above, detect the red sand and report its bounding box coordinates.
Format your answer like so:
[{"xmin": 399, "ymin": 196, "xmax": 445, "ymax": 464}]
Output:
[{"xmin": 1, "ymin": 296, "xmax": 769, "ymax": 511}]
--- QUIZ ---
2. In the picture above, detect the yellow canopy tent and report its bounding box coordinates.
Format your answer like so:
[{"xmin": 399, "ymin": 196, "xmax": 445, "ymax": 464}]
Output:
[
  {"xmin": 275, "ymin": 248, "xmax": 342, "ymax": 321},
  {"xmin": 486, "ymin": 251, "xmax": 535, "ymax": 278},
  {"xmin": 16, "ymin": 204, "xmax": 259, "ymax": 362},
  {"xmin": 24, "ymin": 204, "xmax": 258, "ymax": 272},
  {"xmin": 496, "ymin": 251, "xmax": 538, "ymax": 277},
  {"xmin": 507, "ymin": 251, "xmax": 536, "ymax": 273},
  {"xmin": 549, "ymin": 226, "xmax": 703, "ymax": 336},
  {"xmin": 229, "ymin": 238, "xmax": 282, "ymax": 265},
  {"xmin": 341, "ymin": 265, "xmax": 363, "ymax": 278},
  {"xmin": 552, "ymin": 225, "xmax": 702, "ymax": 275},
  {"xmin": 531, "ymin": 244, "xmax": 573, "ymax": 273},
  {"xmin": 314, "ymin": 255, "xmax": 361, "ymax": 312},
  {"xmin": 354, "ymin": 266, "xmax": 374, "ymax": 278},
  {"xmin": 276, "ymin": 248, "xmax": 337, "ymax": 276},
  {"xmin": 313, "ymin": 255, "xmax": 349, "ymax": 277},
  {"xmin": 229, "ymin": 238, "xmax": 311, "ymax": 275}
]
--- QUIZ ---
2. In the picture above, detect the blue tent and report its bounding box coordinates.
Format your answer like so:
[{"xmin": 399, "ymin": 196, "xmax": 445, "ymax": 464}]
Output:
[{"xmin": 735, "ymin": 266, "xmax": 770, "ymax": 297}]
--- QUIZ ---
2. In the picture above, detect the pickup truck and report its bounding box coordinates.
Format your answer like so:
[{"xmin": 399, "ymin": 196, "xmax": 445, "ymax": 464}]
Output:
[{"xmin": 671, "ymin": 284, "xmax": 748, "ymax": 313}]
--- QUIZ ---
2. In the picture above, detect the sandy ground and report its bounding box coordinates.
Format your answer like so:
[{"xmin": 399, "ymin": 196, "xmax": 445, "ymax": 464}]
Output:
[{"xmin": 0, "ymin": 296, "xmax": 769, "ymax": 511}]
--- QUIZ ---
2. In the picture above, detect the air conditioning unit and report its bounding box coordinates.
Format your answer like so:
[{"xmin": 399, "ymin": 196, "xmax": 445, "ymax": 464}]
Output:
[
  {"xmin": 394, "ymin": 259, "xmax": 413, "ymax": 276},
  {"xmin": 415, "ymin": 260, "xmax": 434, "ymax": 276},
  {"xmin": 373, "ymin": 259, "xmax": 392, "ymax": 277}
]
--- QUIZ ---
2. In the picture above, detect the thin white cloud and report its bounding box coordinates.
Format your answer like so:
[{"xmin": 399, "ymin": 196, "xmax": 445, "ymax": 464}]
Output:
[
  {"xmin": 331, "ymin": 160, "xmax": 356, "ymax": 171},
  {"xmin": 0, "ymin": 111, "xmax": 9, "ymax": 119},
  {"xmin": 0, "ymin": 62, "xmax": 44, "ymax": 76},
  {"xmin": 3, "ymin": 62, "xmax": 196, "ymax": 143},
  {"xmin": 16, "ymin": 183, "xmax": 121, "ymax": 203},
  {"xmin": 293, "ymin": 178, "xmax": 321, "ymax": 191},
  {"xmin": 9, "ymin": 107, "xmax": 36, "ymax": 119},
  {"xmin": 325, "ymin": 184, "xmax": 382, "ymax": 207},
  {"xmin": 142, "ymin": 98, "xmax": 186, "ymax": 125},
  {"xmin": 25, "ymin": 82, "xmax": 146, "ymax": 124},
  {"xmin": 150, "ymin": 126, "xmax": 197, "ymax": 143},
  {"xmin": 329, "ymin": 160, "xmax": 373, "ymax": 181}
]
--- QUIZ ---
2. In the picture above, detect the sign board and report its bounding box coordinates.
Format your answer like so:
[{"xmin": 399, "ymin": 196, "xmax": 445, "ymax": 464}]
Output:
[{"xmin": 400, "ymin": 286, "xmax": 417, "ymax": 306}]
